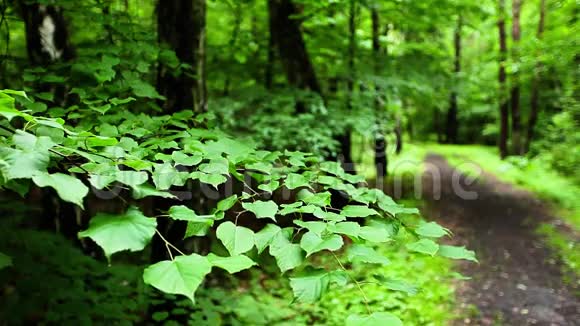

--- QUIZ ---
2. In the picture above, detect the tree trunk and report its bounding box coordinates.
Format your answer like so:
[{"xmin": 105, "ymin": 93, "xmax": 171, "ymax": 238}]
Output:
[
  {"xmin": 223, "ymin": 3, "xmax": 243, "ymax": 96},
  {"xmin": 371, "ymin": 7, "xmax": 387, "ymax": 178},
  {"xmin": 394, "ymin": 117, "xmax": 403, "ymax": 154},
  {"xmin": 20, "ymin": 3, "xmax": 75, "ymax": 66},
  {"xmin": 265, "ymin": 22, "xmax": 275, "ymax": 89},
  {"xmin": 510, "ymin": 0, "xmax": 523, "ymax": 155},
  {"xmin": 267, "ymin": 0, "xmax": 321, "ymax": 112},
  {"xmin": 20, "ymin": 2, "xmax": 78, "ymax": 238},
  {"xmin": 526, "ymin": 0, "xmax": 546, "ymax": 152},
  {"xmin": 20, "ymin": 2, "xmax": 75, "ymax": 104},
  {"xmin": 446, "ymin": 15, "xmax": 462, "ymax": 144},
  {"xmin": 338, "ymin": 0, "xmax": 357, "ymax": 172},
  {"xmin": 156, "ymin": 0, "xmax": 206, "ymax": 113},
  {"xmin": 498, "ymin": 0, "xmax": 509, "ymax": 159},
  {"xmin": 152, "ymin": 0, "xmax": 208, "ymax": 267}
]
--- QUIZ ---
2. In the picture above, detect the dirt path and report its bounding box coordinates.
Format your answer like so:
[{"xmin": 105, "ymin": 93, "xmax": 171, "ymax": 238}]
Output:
[{"xmin": 421, "ymin": 154, "xmax": 579, "ymax": 326}]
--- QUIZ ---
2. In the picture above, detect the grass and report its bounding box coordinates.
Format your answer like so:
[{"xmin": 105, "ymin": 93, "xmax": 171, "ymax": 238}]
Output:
[{"xmin": 536, "ymin": 223, "xmax": 580, "ymax": 281}]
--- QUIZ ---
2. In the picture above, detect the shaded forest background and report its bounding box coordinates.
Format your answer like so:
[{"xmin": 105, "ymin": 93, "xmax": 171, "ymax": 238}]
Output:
[{"xmin": 0, "ymin": 0, "xmax": 578, "ymax": 324}]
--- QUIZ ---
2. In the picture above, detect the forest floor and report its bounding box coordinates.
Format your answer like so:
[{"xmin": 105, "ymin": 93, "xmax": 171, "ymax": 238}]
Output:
[{"xmin": 421, "ymin": 154, "xmax": 580, "ymax": 326}]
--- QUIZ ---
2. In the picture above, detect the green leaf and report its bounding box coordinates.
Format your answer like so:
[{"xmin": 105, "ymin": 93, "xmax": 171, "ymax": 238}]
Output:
[
  {"xmin": 153, "ymin": 163, "xmax": 188, "ymax": 190},
  {"xmin": 294, "ymin": 220, "xmax": 327, "ymax": 236},
  {"xmin": 300, "ymin": 232, "xmax": 343, "ymax": 257},
  {"xmin": 0, "ymin": 148, "xmax": 48, "ymax": 179},
  {"xmin": 415, "ymin": 222, "xmax": 450, "ymax": 238},
  {"xmin": 285, "ymin": 173, "xmax": 310, "ymax": 189},
  {"xmin": 143, "ymin": 254, "xmax": 211, "ymax": 303},
  {"xmin": 341, "ymin": 205, "xmax": 379, "ymax": 218},
  {"xmin": 109, "ymin": 97, "xmax": 136, "ymax": 106},
  {"xmin": 172, "ymin": 151, "xmax": 202, "ymax": 166},
  {"xmin": 216, "ymin": 222, "xmax": 255, "ymax": 256},
  {"xmin": 358, "ymin": 226, "xmax": 390, "ymax": 243},
  {"xmin": 131, "ymin": 184, "xmax": 176, "ymax": 200},
  {"xmin": 341, "ymin": 173, "xmax": 365, "ymax": 184},
  {"xmin": 116, "ymin": 170, "xmax": 148, "ymax": 187},
  {"xmin": 78, "ymin": 206, "xmax": 157, "ymax": 260},
  {"xmin": 258, "ymin": 180, "xmax": 280, "ymax": 193},
  {"xmin": 279, "ymin": 202, "xmax": 303, "ymax": 215},
  {"xmin": 1, "ymin": 89, "xmax": 28, "ymax": 99},
  {"xmin": 406, "ymin": 239, "xmax": 439, "ymax": 256},
  {"xmin": 0, "ymin": 252, "xmax": 12, "ymax": 270},
  {"xmin": 297, "ymin": 189, "xmax": 331, "ymax": 206},
  {"xmin": 378, "ymin": 199, "xmax": 420, "ymax": 217},
  {"xmin": 438, "ymin": 245, "xmax": 478, "ymax": 262},
  {"xmin": 168, "ymin": 205, "xmax": 214, "ymax": 222},
  {"xmin": 242, "ymin": 200, "xmax": 278, "ymax": 221},
  {"xmin": 254, "ymin": 224, "xmax": 283, "ymax": 254},
  {"xmin": 199, "ymin": 173, "xmax": 227, "ymax": 189},
  {"xmin": 313, "ymin": 208, "xmax": 346, "ymax": 222},
  {"xmin": 328, "ymin": 222, "xmax": 361, "ymax": 238},
  {"xmin": 289, "ymin": 269, "xmax": 330, "ymax": 303},
  {"xmin": 199, "ymin": 158, "xmax": 229, "ymax": 175},
  {"xmin": 319, "ymin": 161, "xmax": 344, "ymax": 176},
  {"xmin": 346, "ymin": 312, "xmax": 403, "ymax": 326},
  {"xmin": 269, "ymin": 228, "xmax": 303, "ymax": 273},
  {"xmin": 184, "ymin": 221, "xmax": 213, "ymax": 238},
  {"xmin": 130, "ymin": 79, "xmax": 163, "ymax": 99},
  {"xmin": 347, "ymin": 245, "xmax": 389, "ymax": 265},
  {"xmin": 207, "ymin": 253, "xmax": 257, "ymax": 273},
  {"xmin": 373, "ymin": 275, "xmax": 419, "ymax": 295},
  {"xmin": 246, "ymin": 162, "xmax": 272, "ymax": 174},
  {"xmin": 217, "ymin": 195, "xmax": 238, "ymax": 212},
  {"xmin": 32, "ymin": 172, "xmax": 89, "ymax": 208}
]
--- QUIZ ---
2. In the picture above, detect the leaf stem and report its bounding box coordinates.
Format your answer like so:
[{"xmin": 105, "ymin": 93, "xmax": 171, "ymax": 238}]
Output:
[
  {"xmin": 155, "ymin": 228, "xmax": 185, "ymax": 258},
  {"xmin": 332, "ymin": 251, "xmax": 372, "ymax": 315}
]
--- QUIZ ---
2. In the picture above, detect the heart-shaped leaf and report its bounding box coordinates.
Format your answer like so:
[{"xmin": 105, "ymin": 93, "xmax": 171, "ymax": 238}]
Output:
[{"xmin": 143, "ymin": 254, "xmax": 211, "ymax": 303}]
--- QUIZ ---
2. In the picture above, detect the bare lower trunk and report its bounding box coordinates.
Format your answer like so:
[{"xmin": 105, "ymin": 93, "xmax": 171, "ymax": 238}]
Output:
[
  {"xmin": 20, "ymin": 3, "xmax": 75, "ymax": 65},
  {"xmin": 339, "ymin": 0, "xmax": 357, "ymax": 172},
  {"xmin": 498, "ymin": 0, "xmax": 509, "ymax": 159},
  {"xmin": 510, "ymin": 0, "xmax": 523, "ymax": 155},
  {"xmin": 446, "ymin": 15, "xmax": 462, "ymax": 144},
  {"xmin": 395, "ymin": 117, "xmax": 403, "ymax": 154},
  {"xmin": 267, "ymin": 0, "xmax": 321, "ymax": 108},
  {"xmin": 526, "ymin": 0, "xmax": 546, "ymax": 152},
  {"xmin": 156, "ymin": 0, "xmax": 206, "ymax": 113},
  {"xmin": 371, "ymin": 7, "xmax": 387, "ymax": 178}
]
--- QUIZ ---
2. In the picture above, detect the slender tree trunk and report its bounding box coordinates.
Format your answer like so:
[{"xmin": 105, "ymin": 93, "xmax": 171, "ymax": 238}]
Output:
[
  {"xmin": 265, "ymin": 17, "xmax": 275, "ymax": 89},
  {"xmin": 371, "ymin": 7, "xmax": 387, "ymax": 178},
  {"xmin": 394, "ymin": 117, "xmax": 402, "ymax": 154},
  {"xmin": 338, "ymin": 0, "xmax": 357, "ymax": 172},
  {"xmin": 223, "ymin": 3, "xmax": 242, "ymax": 96},
  {"xmin": 435, "ymin": 109, "xmax": 443, "ymax": 143},
  {"xmin": 267, "ymin": 0, "xmax": 321, "ymax": 112},
  {"xmin": 498, "ymin": 0, "xmax": 509, "ymax": 159},
  {"xmin": 446, "ymin": 15, "xmax": 462, "ymax": 144},
  {"xmin": 526, "ymin": 0, "xmax": 546, "ymax": 152},
  {"xmin": 510, "ymin": 0, "xmax": 523, "ymax": 155},
  {"xmin": 156, "ymin": 0, "xmax": 206, "ymax": 113}
]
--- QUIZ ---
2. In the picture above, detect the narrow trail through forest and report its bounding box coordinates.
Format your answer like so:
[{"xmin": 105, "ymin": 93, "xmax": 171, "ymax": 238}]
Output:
[{"xmin": 421, "ymin": 154, "xmax": 579, "ymax": 326}]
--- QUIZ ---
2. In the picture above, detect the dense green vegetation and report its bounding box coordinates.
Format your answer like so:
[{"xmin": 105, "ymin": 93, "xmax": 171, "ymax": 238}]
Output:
[{"xmin": 0, "ymin": 0, "xmax": 577, "ymax": 324}]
